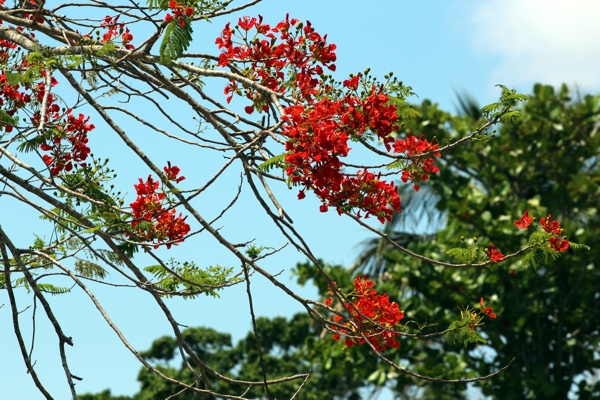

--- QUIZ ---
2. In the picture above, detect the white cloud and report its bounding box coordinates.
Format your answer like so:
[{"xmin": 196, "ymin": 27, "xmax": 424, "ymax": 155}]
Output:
[{"xmin": 469, "ymin": 0, "xmax": 600, "ymax": 91}]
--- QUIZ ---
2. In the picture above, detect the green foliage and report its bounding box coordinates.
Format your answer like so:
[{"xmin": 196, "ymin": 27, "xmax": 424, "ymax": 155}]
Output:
[
  {"xmin": 480, "ymin": 85, "xmax": 528, "ymax": 122},
  {"xmin": 0, "ymin": 108, "xmax": 18, "ymax": 130},
  {"xmin": 144, "ymin": 260, "xmax": 238, "ymax": 298},
  {"xmin": 97, "ymin": 42, "xmax": 117, "ymax": 57},
  {"xmin": 445, "ymin": 307, "xmax": 487, "ymax": 347},
  {"xmin": 117, "ymin": 242, "xmax": 139, "ymax": 259},
  {"xmin": 81, "ymin": 312, "xmax": 381, "ymax": 400},
  {"xmin": 16, "ymin": 128, "xmax": 58, "ymax": 153},
  {"xmin": 257, "ymin": 153, "xmax": 287, "ymax": 174},
  {"xmin": 159, "ymin": 20, "xmax": 194, "ymax": 66},
  {"xmin": 445, "ymin": 237, "xmax": 480, "ymax": 263},
  {"xmin": 14, "ymin": 277, "xmax": 71, "ymax": 295},
  {"xmin": 74, "ymin": 259, "xmax": 109, "ymax": 280},
  {"xmin": 6, "ymin": 56, "xmax": 43, "ymax": 85},
  {"xmin": 78, "ymin": 390, "xmax": 131, "ymax": 400},
  {"xmin": 521, "ymin": 245, "xmax": 560, "ymax": 270},
  {"xmin": 244, "ymin": 243, "xmax": 273, "ymax": 260}
]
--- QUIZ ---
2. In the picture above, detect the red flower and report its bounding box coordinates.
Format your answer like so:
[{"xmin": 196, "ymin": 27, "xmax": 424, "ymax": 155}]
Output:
[
  {"xmin": 549, "ymin": 236, "xmax": 569, "ymax": 252},
  {"xmin": 394, "ymin": 133, "xmax": 441, "ymax": 191},
  {"xmin": 129, "ymin": 174, "xmax": 190, "ymax": 248},
  {"xmin": 343, "ymin": 75, "xmax": 359, "ymax": 90},
  {"xmin": 163, "ymin": 161, "xmax": 185, "ymax": 183},
  {"xmin": 485, "ymin": 244, "xmax": 504, "ymax": 263},
  {"xmin": 514, "ymin": 210, "xmax": 533, "ymax": 229},
  {"xmin": 480, "ymin": 297, "xmax": 497, "ymax": 319},
  {"xmin": 540, "ymin": 214, "xmax": 561, "ymax": 234},
  {"xmin": 42, "ymin": 154, "xmax": 53, "ymax": 165},
  {"xmin": 38, "ymin": 110, "xmax": 94, "ymax": 175},
  {"xmin": 331, "ymin": 276, "xmax": 404, "ymax": 352},
  {"xmin": 165, "ymin": 0, "xmax": 191, "ymax": 27}
]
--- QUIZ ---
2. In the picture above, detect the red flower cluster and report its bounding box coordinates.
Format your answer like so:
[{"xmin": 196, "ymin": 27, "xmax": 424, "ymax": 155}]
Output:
[
  {"xmin": 540, "ymin": 214, "xmax": 569, "ymax": 251},
  {"xmin": 283, "ymin": 83, "xmax": 402, "ymax": 222},
  {"xmin": 101, "ymin": 15, "xmax": 134, "ymax": 50},
  {"xmin": 515, "ymin": 211, "xmax": 569, "ymax": 252},
  {"xmin": 514, "ymin": 210, "xmax": 534, "ymax": 229},
  {"xmin": 393, "ymin": 133, "xmax": 441, "ymax": 191},
  {"xmin": 217, "ymin": 14, "xmax": 336, "ymax": 105},
  {"xmin": 332, "ymin": 276, "xmax": 405, "ymax": 352},
  {"xmin": 480, "ymin": 297, "xmax": 497, "ymax": 319},
  {"xmin": 485, "ymin": 243, "xmax": 504, "ymax": 263},
  {"xmin": 40, "ymin": 110, "xmax": 94, "ymax": 175},
  {"xmin": 216, "ymin": 15, "xmax": 441, "ymax": 222},
  {"xmin": 129, "ymin": 165, "xmax": 190, "ymax": 249},
  {"xmin": 540, "ymin": 214, "xmax": 562, "ymax": 235},
  {"xmin": 0, "ymin": 72, "xmax": 33, "ymax": 133},
  {"xmin": 164, "ymin": 1, "xmax": 194, "ymax": 28},
  {"xmin": 0, "ymin": 46, "xmax": 94, "ymax": 175}
]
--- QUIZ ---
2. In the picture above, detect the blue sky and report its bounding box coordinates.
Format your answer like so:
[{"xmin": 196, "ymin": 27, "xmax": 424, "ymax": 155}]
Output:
[{"xmin": 2, "ymin": 0, "xmax": 600, "ymax": 398}]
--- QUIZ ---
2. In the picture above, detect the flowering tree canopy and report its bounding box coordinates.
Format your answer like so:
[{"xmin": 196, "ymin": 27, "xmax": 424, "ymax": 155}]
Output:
[{"xmin": 0, "ymin": 1, "xmax": 588, "ymax": 398}]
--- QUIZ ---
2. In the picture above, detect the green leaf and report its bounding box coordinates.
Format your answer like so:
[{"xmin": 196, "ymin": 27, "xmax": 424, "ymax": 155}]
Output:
[
  {"xmin": 499, "ymin": 110, "xmax": 522, "ymax": 123},
  {"xmin": 97, "ymin": 42, "xmax": 117, "ymax": 57},
  {"xmin": 18, "ymin": 126, "xmax": 66, "ymax": 153},
  {"xmin": 568, "ymin": 241, "xmax": 590, "ymax": 251},
  {"xmin": 37, "ymin": 283, "xmax": 71, "ymax": 295},
  {"xmin": 522, "ymin": 246, "xmax": 560, "ymax": 270},
  {"xmin": 159, "ymin": 19, "xmax": 194, "ymax": 66},
  {"xmin": 446, "ymin": 321, "xmax": 459, "ymax": 345},
  {"xmin": 75, "ymin": 259, "xmax": 108, "ymax": 279},
  {"xmin": 446, "ymin": 248, "xmax": 470, "ymax": 262},
  {"xmin": 528, "ymin": 230, "xmax": 549, "ymax": 244},
  {"xmin": 144, "ymin": 261, "xmax": 239, "ymax": 299},
  {"xmin": 117, "ymin": 242, "xmax": 139, "ymax": 258},
  {"xmin": 258, "ymin": 153, "xmax": 286, "ymax": 173},
  {"xmin": 81, "ymin": 225, "xmax": 105, "ymax": 234},
  {"xmin": 0, "ymin": 109, "xmax": 18, "ymax": 128},
  {"xmin": 480, "ymin": 102, "xmax": 502, "ymax": 119}
]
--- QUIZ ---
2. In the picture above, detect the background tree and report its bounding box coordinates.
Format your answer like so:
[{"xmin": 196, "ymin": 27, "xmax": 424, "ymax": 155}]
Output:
[
  {"xmin": 352, "ymin": 83, "xmax": 600, "ymax": 399},
  {"xmin": 81, "ymin": 312, "xmax": 379, "ymax": 400}
]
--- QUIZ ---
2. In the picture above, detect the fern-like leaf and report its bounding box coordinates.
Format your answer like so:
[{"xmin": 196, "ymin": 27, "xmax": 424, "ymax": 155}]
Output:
[
  {"xmin": 144, "ymin": 261, "xmax": 238, "ymax": 299},
  {"xmin": 37, "ymin": 283, "xmax": 71, "ymax": 295},
  {"xmin": 522, "ymin": 246, "xmax": 560, "ymax": 270},
  {"xmin": 446, "ymin": 248, "xmax": 470, "ymax": 262},
  {"xmin": 258, "ymin": 153, "xmax": 286, "ymax": 173},
  {"xmin": 567, "ymin": 241, "xmax": 590, "ymax": 251},
  {"xmin": 160, "ymin": 20, "xmax": 194, "ymax": 66},
  {"xmin": 499, "ymin": 110, "xmax": 522, "ymax": 123},
  {"xmin": 75, "ymin": 259, "xmax": 108, "ymax": 279},
  {"xmin": 0, "ymin": 109, "xmax": 18, "ymax": 128}
]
